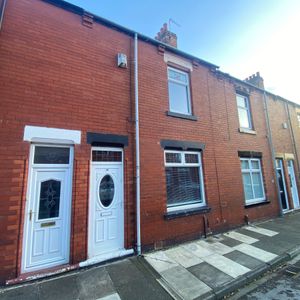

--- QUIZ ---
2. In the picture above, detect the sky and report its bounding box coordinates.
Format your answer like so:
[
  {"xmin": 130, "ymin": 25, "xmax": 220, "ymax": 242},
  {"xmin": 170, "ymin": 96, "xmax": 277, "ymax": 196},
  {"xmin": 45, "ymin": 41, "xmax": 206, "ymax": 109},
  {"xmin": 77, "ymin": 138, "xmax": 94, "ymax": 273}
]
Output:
[{"xmin": 65, "ymin": 0, "xmax": 300, "ymax": 103}]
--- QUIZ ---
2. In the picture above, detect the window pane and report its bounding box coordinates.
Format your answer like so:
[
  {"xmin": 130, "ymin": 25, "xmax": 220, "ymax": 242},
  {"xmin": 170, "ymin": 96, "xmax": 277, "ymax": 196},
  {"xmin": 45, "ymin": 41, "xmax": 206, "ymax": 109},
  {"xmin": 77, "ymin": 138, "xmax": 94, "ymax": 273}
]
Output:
[
  {"xmin": 165, "ymin": 152, "xmax": 181, "ymax": 163},
  {"xmin": 240, "ymin": 160, "xmax": 249, "ymax": 169},
  {"xmin": 238, "ymin": 107, "xmax": 251, "ymax": 128},
  {"xmin": 236, "ymin": 95, "xmax": 246, "ymax": 108},
  {"xmin": 242, "ymin": 173, "xmax": 254, "ymax": 200},
  {"xmin": 185, "ymin": 153, "xmax": 199, "ymax": 164},
  {"xmin": 168, "ymin": 69, "xmax": 187, "ymax": 84},
  {"xmin": 252, "ymin": 173, "xmax": 264, "ymax": 198},
  {"xmin": 34, "ymin": 147, "xmax": 70, "ymax": 164},
  {"xmin": 92, "ymin": 151, "xmax": 122, "ymax": 162},
  {"xmin": 168, "ymin": 81, "xmax": 190, "ymax": 114},
  {"xmin": 251, "ymin": 160, "xmax": 259, "ymax": 169},
  {"xmin": 38, "ymin": 180, "xmax": 61, "ymax": 219},
  {"xmin": 166, "ymin": 166, "xmax": 202, "ymax": 207}
]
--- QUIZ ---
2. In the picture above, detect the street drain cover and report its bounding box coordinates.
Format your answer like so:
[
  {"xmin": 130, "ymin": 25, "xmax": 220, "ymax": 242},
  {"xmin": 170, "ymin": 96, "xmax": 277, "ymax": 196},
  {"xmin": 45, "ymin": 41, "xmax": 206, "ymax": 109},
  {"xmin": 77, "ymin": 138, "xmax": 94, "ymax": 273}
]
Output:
[{"xmin": 285, "ymin": 265, "xmax": 300, "ymax": 276}]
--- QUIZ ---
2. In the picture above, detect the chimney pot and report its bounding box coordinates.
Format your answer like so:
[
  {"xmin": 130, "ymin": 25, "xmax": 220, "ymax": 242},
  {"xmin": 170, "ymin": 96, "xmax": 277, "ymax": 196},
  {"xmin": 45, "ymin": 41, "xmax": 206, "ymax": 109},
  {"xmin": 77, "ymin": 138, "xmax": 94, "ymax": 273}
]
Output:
[{"xmin": 155, "ymin": 22, "xmax": 177, "ymax": 48}]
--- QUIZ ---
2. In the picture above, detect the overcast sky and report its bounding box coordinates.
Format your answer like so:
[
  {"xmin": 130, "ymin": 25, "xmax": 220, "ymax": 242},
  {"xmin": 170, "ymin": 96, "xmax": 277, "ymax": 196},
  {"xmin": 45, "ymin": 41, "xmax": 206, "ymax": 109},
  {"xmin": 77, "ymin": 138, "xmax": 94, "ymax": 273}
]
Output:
[{"xmin": 66, "ymin": 0, "xmax": 300, "ymax": 103}]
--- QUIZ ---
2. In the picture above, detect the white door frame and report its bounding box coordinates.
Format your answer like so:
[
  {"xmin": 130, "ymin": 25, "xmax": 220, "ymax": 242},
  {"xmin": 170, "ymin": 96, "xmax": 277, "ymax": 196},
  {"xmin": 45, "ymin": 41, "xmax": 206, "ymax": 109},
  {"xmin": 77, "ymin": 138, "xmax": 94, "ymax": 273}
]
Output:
[
  {"xmin": 287, "ymin": 160, "xmax": 300, "ymax": 209},
  {"xmin": 21, "ymin": 144, "xmax": 74, "ymax": 273},
  {"xmin": 276, "ymin": 158, "xmax": 289, "ymax": 212},
  {"xmin": 88, "ymin": 147, "xmax": 124, "ymax": 259}
]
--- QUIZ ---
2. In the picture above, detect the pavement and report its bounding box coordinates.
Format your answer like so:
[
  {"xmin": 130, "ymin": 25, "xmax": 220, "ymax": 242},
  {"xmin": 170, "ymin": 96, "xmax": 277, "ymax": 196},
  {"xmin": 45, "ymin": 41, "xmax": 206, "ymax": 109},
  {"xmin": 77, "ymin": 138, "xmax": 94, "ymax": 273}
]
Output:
[{"xmin": 1, "ymin": 210, "xmax": 300, "ymax": 300}]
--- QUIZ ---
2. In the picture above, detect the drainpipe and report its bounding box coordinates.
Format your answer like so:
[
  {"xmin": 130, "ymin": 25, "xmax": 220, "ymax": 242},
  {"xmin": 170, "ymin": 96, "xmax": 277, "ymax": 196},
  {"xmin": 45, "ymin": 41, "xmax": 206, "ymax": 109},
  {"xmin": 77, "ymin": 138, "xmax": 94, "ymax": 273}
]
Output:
[
  {"xmin": 285, "ymin": 102, "xmax": 300, "ymax": 178},
  {"xmin": 262, "ymin": 91, "xmax": 283, "ymax": 216},
  {"xmin": 0, "ymin": 0, "xmax": 7, "ymax": 31},
  {"xmin": 134, "ymin": 33, "xmax": 141, "ymax": 255}
]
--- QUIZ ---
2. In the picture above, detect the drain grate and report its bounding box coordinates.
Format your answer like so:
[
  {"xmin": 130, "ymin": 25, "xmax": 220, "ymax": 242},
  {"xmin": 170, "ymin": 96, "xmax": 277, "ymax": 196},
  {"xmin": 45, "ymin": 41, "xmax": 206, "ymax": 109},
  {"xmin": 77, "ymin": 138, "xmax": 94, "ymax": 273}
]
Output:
[{"xmin": 285, "ymin": 265, "xmax": 300, "ymax": 276}]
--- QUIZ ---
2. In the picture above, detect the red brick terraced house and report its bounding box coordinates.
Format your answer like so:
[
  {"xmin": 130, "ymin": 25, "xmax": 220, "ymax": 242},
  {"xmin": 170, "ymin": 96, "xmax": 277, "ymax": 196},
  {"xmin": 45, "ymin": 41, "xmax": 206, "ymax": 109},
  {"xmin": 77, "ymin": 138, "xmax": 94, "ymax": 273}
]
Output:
[{"xmin": 0, "ymin": 0, "xmax": 300, "ymax": 285}]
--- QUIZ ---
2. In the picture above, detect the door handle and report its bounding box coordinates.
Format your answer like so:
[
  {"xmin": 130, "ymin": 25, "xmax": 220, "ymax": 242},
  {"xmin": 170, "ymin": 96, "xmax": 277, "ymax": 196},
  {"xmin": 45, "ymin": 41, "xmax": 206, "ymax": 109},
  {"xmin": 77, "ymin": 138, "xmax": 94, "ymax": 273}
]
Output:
[{"xmin": 29, "ymin": 210, "xmax": 33, "ymax": 221}]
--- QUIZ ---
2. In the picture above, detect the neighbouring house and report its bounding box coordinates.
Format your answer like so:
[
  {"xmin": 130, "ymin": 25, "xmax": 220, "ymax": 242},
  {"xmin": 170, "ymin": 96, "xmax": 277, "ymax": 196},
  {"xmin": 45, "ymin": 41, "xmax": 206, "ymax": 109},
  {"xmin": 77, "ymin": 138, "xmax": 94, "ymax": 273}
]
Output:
[{"xmin": 0, "ymin": 0, "xmax": 299, "ymax": 285}]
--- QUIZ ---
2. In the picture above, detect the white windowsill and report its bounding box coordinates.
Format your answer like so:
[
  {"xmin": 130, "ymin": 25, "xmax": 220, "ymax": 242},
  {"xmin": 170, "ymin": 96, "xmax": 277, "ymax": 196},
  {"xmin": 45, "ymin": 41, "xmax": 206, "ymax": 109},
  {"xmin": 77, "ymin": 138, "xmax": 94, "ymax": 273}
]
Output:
[{"xmin": 238, "ymin": 128, "xmax": 257, "ymax": 135}]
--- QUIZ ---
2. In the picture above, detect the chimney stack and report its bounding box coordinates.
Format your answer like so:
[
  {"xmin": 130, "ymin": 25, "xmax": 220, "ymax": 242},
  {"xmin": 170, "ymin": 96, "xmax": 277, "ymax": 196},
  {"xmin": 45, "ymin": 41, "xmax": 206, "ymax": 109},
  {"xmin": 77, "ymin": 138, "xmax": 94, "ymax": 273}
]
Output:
[
  {"xmin": 155, "ymin": 23, "xmax": 177, "ymax": 48},
  {"xmin": 244, "ymin": 72, "xmax": 264, "ymax": 89}
]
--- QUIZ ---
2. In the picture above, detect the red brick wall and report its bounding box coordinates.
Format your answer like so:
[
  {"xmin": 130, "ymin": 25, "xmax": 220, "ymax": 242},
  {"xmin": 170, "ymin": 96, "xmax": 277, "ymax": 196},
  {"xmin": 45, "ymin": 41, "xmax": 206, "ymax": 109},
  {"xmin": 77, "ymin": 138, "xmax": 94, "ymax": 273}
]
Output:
[
  {"xmin": 0, "ymin": 0, "xmax": 135, "ymax": 283},
  {"xmin": 267, "ymin": 95, "xmax": 300, "ymax": 209},
  {"xmin": 138, "ymin": 42, "xmax": 279, "ymax": 249},
  {"xmin": 0, "ymin": 0, "xmax": 288, "ymax": 284}
]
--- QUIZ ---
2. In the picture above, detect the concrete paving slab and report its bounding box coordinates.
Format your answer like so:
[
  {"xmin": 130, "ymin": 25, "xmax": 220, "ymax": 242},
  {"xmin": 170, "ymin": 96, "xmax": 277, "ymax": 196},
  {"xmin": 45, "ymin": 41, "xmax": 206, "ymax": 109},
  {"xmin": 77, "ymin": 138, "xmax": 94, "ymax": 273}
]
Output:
[
  {"xmin": 182, "ymin": 242, "xmax": 214, "ymax": 258},
  {"xmin": 202, "ymin": 253, "xmax": 250, "ymax": 278},
  {"xmin": 76, "ymin": 266, "xmax": 115, "ymax": 300},
  {"xmin": 217, "ymin": 236, "xmax": 242, "ymax": 248},
  {"xmin": 108, "ymin": 258, "xmax": 172, "ymax": 300},
  {"xmin": 144, "ymin": 251, "xmax": 178, "ymax": 273},
  {"xmin": 188, "ymin": 262, "xmax": 233, "ymax": 289},
  {"xmin": 244, "ymin": 225, "xmax": 278, "ymax": 237},
  {"xmin": 0, "ymin": 284, "xmax": 39, "ymax": 300},
  {"xmin": 224, "ymin": 231, "xmax": 259, "ymax": 244},
  {"xmin": 39, "ymin": 274, "xmax": 79, "ymax": 300},
  {"xmin": 161, "ymin": 265, "xmax": 212, "ymax": 300},
  {"xmin": 97, "ymin": 293, "xmax": 121, "ymax": 300},
  {"xmin": 234, "ymin": 243, "xmax": 277, "ymax": 262},
  {"xmin": 165, "ymin": 245, "xmax": 203, "ymax": 268},
  {"xmin": 224, "ymin": 250, "xmax": 265, "ymax": 270},
  {"xmin": 197, "ymin": 240, "xmax": 233, "ymax": 255}
]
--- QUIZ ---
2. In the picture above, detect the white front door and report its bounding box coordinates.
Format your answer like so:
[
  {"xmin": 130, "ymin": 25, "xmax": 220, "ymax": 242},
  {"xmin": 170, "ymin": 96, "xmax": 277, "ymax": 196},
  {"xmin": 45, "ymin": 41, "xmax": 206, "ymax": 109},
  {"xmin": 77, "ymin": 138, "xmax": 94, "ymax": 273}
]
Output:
[
  {"xmin": 22, "ymin": 145, "xmax": 73, "ymax": 273},
  {"xmin": 287, "ymin": 160, "xmax": 300, "ymax": 209},
  {"xmin": 88, "ymin": 148, "xmax": 124, "ymax": 258}
]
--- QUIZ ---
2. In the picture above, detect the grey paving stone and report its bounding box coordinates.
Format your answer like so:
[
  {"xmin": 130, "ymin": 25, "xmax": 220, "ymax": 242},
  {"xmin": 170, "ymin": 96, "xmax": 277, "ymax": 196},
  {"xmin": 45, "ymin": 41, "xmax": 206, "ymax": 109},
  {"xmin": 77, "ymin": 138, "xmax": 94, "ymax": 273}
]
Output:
[
  {"xmin": 39, "ymin": 275, "xmax": 79, "ymax": 300},
  {"xmin": 218, "ymin": 236, "xmax": 242, "ymax": 248},
  {"xmin": 76, "ymin": 266, "xmax": 115, "ymax": 300},
  {"xmin": 238, "ymin": 228, "xmax": 268, "ymax": 241},
  {"xmin": 161, "ymin": 265, "xmax": 212, "ymax": 299},
  {"xmin": 107, "ymin": 258, "xmax": 172, "ymax": 300},
  {"xmin": 254, "ymin": 237, "xmax": 295, "ymax": 255},
  {"xmin": 224, "ymin": 250, "xmax": 265, "ymax": 270},
  {"xmin": 0, "ymin": 284, "xmax": 39, "ymax": 300},
  {"xmin": 188, "ymin": 262, "xmax": 234, "ymax": 289}
]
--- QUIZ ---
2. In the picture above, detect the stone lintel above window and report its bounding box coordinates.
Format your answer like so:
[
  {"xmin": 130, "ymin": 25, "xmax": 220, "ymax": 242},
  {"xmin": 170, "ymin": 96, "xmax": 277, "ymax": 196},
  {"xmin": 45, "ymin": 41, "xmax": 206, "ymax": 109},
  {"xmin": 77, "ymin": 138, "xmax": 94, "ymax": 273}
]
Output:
[
  {"xmin": 238, "ymin": 151, "xmax": 262, "ymax": 158},
  {"xmin": 161, "ymin": 139, "xmax": 205, "ymax": 151}
]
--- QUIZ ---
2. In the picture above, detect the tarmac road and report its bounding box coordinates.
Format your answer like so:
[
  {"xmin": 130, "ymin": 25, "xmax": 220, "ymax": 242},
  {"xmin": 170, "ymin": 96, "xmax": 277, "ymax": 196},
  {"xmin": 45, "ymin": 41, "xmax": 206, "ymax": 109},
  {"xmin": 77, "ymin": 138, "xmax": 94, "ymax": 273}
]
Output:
[{"xmin": 229, "ymin": 254, "xmax": 300, "ymax": 300}]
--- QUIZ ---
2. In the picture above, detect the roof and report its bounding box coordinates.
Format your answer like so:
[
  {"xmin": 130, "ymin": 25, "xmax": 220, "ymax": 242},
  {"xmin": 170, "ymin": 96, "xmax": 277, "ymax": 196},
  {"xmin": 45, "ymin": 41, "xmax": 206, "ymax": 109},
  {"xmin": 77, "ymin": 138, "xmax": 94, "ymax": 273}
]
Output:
[{"xmin": 42, "ymin": 0, "xmax": 299, "ymax": 107}]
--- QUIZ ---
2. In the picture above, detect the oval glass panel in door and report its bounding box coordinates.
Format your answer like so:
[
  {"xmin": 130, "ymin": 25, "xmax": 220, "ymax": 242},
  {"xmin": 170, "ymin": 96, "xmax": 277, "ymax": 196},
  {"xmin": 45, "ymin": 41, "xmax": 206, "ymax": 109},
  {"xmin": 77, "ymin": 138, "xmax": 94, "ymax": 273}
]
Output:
[
  {"xmin": 99, "ymin": 175, "xmax": 115, "ymax": 207},
  {"xmin": 38, "ymin": 180, "xmax": 61, "ymax": 219}
]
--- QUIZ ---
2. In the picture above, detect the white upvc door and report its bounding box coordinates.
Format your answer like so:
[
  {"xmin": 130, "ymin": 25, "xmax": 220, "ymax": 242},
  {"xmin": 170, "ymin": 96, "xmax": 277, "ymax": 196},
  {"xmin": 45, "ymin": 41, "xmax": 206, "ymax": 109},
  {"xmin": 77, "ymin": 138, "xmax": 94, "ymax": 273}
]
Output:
[
  {"xmin": 22, "ymin": 145, "xmax": 73, "ymax": 273},
  {"xmin": 287, "ymin": 160, "xmax": 300, "ymax": 209},
  {"xmin": 88, "ymin": 148, "xmax": 124, "ymax": 258}
]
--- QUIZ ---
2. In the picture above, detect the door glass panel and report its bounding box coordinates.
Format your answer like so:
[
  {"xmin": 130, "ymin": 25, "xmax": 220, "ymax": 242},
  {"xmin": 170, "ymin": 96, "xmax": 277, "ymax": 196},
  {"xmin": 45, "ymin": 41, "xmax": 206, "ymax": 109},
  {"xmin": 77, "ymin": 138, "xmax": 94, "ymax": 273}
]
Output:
[
  {"xmin": 34, "ymin": 147, "xmax": 70, "ymax": 164},
  {"xmin": 92, "ymin": 151, "xmax": 122, "ymax": 162},
  {"xmin": 38, "ymin": 180, "xmax": 61, "ymax": 219},
  {"xmin": 99, "ymin": 175, "xmax": 115, "ymax": 207}
]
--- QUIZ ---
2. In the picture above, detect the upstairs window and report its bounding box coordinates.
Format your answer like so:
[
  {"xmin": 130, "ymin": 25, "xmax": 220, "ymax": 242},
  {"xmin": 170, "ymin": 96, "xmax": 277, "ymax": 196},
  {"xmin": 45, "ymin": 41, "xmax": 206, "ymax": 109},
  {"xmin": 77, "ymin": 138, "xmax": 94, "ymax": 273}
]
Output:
[
  {"xmin": 165, "ymin": 150, "xmax": 205, "ymax": 211},
  {"xmin": 236, "ymin": 94, "xmax": 252, "ymax": 129},
  {"xmin": 240, "ymin": 158, "xmax": 265, "ymax": 205},
  {"xmin": 168, "ymin": 67, "xmax": 191, "ymax": 115}
]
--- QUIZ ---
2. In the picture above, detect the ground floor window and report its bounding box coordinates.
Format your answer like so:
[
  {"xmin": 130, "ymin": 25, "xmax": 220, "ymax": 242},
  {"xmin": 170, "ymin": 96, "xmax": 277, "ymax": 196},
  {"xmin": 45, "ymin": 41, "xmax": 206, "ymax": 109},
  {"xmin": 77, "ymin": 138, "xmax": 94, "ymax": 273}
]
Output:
[
  {"xmin": 240, "ymin": 158, "xmax": 265, "ymax": 204},
  {"xmin": 164, "ymin": 150, "xmax": 205, "ymax": 211}
]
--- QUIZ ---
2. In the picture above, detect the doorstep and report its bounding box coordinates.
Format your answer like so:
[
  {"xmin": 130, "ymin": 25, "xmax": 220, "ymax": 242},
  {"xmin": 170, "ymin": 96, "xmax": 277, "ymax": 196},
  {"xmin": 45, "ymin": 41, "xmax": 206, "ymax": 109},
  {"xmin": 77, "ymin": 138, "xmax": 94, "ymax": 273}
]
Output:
[{"xmin": 5, "ymin": 248, "xmax": 134, "ymax": 286}]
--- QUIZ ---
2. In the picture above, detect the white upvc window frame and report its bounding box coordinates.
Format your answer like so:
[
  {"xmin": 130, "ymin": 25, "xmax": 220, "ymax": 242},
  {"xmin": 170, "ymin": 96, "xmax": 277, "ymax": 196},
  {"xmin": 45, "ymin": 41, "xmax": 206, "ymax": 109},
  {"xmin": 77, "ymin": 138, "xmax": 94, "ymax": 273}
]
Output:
[
  {"xmin": 236, "ymin": 94, "xmax": 253, "ymax": 130},
  {"xmin": 240, "ymin": 158, "xmax": 266, "ymax": 205},
  {"xmin": 164, "ymin": 150, "xmax": 206, "ymax": 212},
  {"xmin": 167, "ymin": 67, "xmax": 192, "ymax": 115}
]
